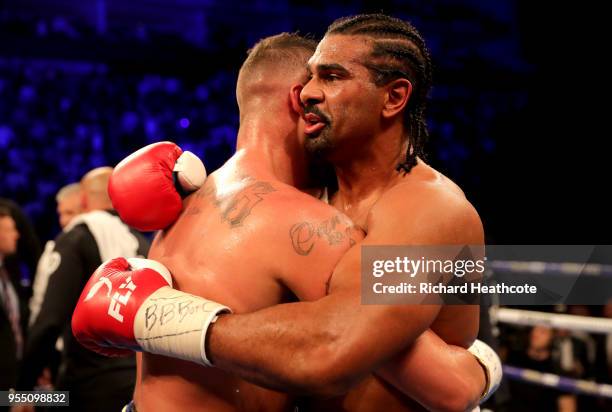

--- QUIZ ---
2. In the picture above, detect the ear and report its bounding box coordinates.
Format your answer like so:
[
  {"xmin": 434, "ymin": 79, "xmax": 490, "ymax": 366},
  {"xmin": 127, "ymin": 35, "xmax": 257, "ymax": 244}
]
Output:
[
  {"xmin": 382, "ymin": 79, "xmax": 412, "ymax": 120},
  {"xmin": 80, "ymin": 191, "xmax": 88, "ymax": 212},
  {"xmin": 289, "ymin": 83, "xmax": 304, "ymax": 116}
]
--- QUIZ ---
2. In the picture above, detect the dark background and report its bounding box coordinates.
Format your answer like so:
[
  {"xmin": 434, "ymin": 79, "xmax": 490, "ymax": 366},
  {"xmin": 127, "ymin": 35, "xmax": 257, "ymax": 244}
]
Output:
[{"xmin": 0, "ymin": 0, "xmax": 608, "ymax": 245}]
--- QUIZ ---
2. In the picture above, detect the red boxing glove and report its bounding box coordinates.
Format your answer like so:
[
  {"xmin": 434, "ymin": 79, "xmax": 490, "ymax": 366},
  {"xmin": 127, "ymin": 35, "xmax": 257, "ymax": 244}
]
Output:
[
  {"xmin": 108, "ymin": 142, "xmax": 207, "ymax": 231},
  {"xmin": 71, "ymin": 257, "xmax": 172, "ymax": 357},
  {"xmin": 72, "ymin": 258, "xmax": 230, "ymax": 365}
]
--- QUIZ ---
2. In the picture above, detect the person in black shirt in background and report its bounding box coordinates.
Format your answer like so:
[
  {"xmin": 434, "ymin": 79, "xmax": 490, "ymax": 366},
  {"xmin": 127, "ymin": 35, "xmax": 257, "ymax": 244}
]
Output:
[
  {"xmin": 15, "ymin": 167, "xmax": 149, "ymax": 412},
  {"xmin": 0, "ymin": 199, "xmax": 42, "ymax": 289},
  {"xmin": 27, "ymin": 182, "xmax": 83, "ymax": 393}
]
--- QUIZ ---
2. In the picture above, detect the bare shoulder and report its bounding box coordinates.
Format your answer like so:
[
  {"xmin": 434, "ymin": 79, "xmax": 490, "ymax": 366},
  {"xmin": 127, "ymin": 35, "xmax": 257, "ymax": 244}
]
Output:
[
  {"xmin": 263, "ymin": 185, "xmax": 363, "ymax": 255},
  {"xmin": 254, "ymin": 184, "xmax": 364, "ymax": 300},
  {"xmin": 368, "ymin": 166, "xmax": 483, "ymax": 245}
]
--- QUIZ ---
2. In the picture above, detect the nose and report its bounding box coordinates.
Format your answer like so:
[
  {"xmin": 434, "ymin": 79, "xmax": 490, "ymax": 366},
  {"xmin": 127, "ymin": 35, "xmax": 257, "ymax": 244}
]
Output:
[{"xmin": 300, "ymin": 80, "xmax": 324, "ymax": 107}]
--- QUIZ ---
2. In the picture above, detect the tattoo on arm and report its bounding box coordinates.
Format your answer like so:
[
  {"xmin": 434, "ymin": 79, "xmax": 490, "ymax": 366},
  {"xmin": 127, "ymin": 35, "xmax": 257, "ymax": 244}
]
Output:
[
  {"xmin": 290, "ymin": 222, "xmax": 315, "ymax": 256},
  {"xmin": 289, "ymin": 214, "xmax": 358, "ymax": 256}
]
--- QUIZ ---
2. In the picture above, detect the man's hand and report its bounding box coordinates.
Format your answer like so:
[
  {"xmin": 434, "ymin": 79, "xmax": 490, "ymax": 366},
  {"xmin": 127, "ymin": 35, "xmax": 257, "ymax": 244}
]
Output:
[
  {"xmin": 376, "ymin": 332, "xmax": 501, "ymax": 412},
  {"xmin": 72, "ymin": 257, "xmax": 229, "ymax": 365},
  {"xmin": 109, "ymin": 142, "xmax": 207, "ymax": 231}
]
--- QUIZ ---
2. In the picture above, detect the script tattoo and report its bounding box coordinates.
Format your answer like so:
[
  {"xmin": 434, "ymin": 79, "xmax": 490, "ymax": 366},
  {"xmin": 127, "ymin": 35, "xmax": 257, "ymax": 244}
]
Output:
[
  {"xmin": 290, "ymin": 222, "xmax": 315, "ymax": 256},
  {"xmin": 290, "ymin": 214, "xmax": 356, "ymax": 256},
  {"xmin": 189, "ymin": 179, "xmax": 276, "ymax": 227}
]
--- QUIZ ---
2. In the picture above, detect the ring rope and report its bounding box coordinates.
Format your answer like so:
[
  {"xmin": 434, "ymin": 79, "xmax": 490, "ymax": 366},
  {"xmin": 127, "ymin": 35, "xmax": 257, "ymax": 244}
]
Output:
[
  {"xmin": 491, "ymin": 307, "xmax": 612, "ymax": 334},
  {"xmin": 488, "ymin": 260, "xmax": 612, "ymax": 277},
  {"xmin": 503, "ymin": 365, "xmax": 612, "ymax": 398}
]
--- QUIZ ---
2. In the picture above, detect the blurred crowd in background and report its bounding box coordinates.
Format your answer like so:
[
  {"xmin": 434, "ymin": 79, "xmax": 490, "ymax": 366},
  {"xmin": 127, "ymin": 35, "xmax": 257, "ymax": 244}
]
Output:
[
  {"xmin": 1, "ymin": 0, "xmax": 532, "ymax": 243},
  {"xmin": 497, "ymin": 305, "xmax": 612, "ymax": 411}
]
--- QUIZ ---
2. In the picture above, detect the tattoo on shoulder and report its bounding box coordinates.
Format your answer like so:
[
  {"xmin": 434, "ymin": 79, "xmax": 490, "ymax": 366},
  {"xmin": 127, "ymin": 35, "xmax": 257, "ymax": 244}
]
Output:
[
  {"xmin": 289, "ymin": 214, "xmax": 357, "ymax": 256},
  {"xmin": 290, "ymin": 222, "xmax": 315, "ymax": 256},
  {"xmin": 189, "ymin": 179, "xmax": 277, "ymax": 227},
  {"xmin": 222, "ymin": 181, "xmax": 276, "ymax": 227}
]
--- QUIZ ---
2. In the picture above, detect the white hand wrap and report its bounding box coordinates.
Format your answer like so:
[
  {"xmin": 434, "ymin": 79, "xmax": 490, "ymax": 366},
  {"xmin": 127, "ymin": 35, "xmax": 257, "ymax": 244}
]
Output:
[
  {"xmin": 468, "ymin": 339, "xmax": 502, "ymax": 404},
  {"xmin": 128, "ymin": 258, "xmax": 231, "ymax": 366}
]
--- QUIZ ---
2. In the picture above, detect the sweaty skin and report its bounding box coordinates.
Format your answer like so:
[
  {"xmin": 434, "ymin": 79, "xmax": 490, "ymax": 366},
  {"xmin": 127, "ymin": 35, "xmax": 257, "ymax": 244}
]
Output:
[
  {"xmin": 139, "ymin": 156, "xmax": 361, "ymax": 411},
  {"xmin": 206, "ymin": 162, "xmax": 483, "ymax": 412},
  {"xmin": 134, "ymin": 36, "xmax": 485, "ymax": 412},
  {"xmin": 204, "ymin": 33, "xmax": 486, "ymax": 412},
  {"xmin": 311, "ymin": 162, "xmax": 483, "ymax": 412},
  {"xmin": 140, "ymin": 160, "xmax": 484, "ymax": 412}
]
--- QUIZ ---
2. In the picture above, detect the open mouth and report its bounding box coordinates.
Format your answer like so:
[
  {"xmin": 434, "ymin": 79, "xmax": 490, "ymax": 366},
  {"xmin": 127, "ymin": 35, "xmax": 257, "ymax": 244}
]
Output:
[{"xmin": 303, "ymin": 113, "xmax": 327, "ymax": 135}]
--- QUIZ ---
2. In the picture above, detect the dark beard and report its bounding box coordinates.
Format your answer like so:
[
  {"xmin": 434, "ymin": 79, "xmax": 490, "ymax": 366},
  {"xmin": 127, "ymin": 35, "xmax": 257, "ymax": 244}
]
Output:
[
  {"xmin": 304, "ymin": 129, "xmax": 334, "ymax": 159},
  {"xmin": 303, "ymin": 104, "xmax": 333, "ymax": 160}
]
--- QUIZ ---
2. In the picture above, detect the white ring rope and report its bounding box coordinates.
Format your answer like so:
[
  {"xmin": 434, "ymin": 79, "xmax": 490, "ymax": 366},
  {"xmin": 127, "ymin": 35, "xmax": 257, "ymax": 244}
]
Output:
[
  {"xmin": 491, "ymin": 307, "xmax": 612, "ymax": 334},
  {"xmin": 488, "ymin": 260, "xmax": 612, "ymax": 277},
  {"xmin": 503, "ymin": 365, "xmax": 612, "ymax": 399}
]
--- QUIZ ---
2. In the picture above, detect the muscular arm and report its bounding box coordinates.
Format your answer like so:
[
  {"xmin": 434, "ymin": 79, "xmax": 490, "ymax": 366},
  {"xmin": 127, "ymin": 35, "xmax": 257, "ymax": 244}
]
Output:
[
  {"xmin": 208, "ymin": 186, "xmax": 485, "ymax": 399},
  {"xmin": 207, "ymin": 243, "xmax": 438, "ymax": 395},
  {"xmin": 270, "ymin": 197, "xmax": 485, "ymax": 409},
  {"xmin": 377, "ymin": 331, "xmax": 485, "ymax": 412}
]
